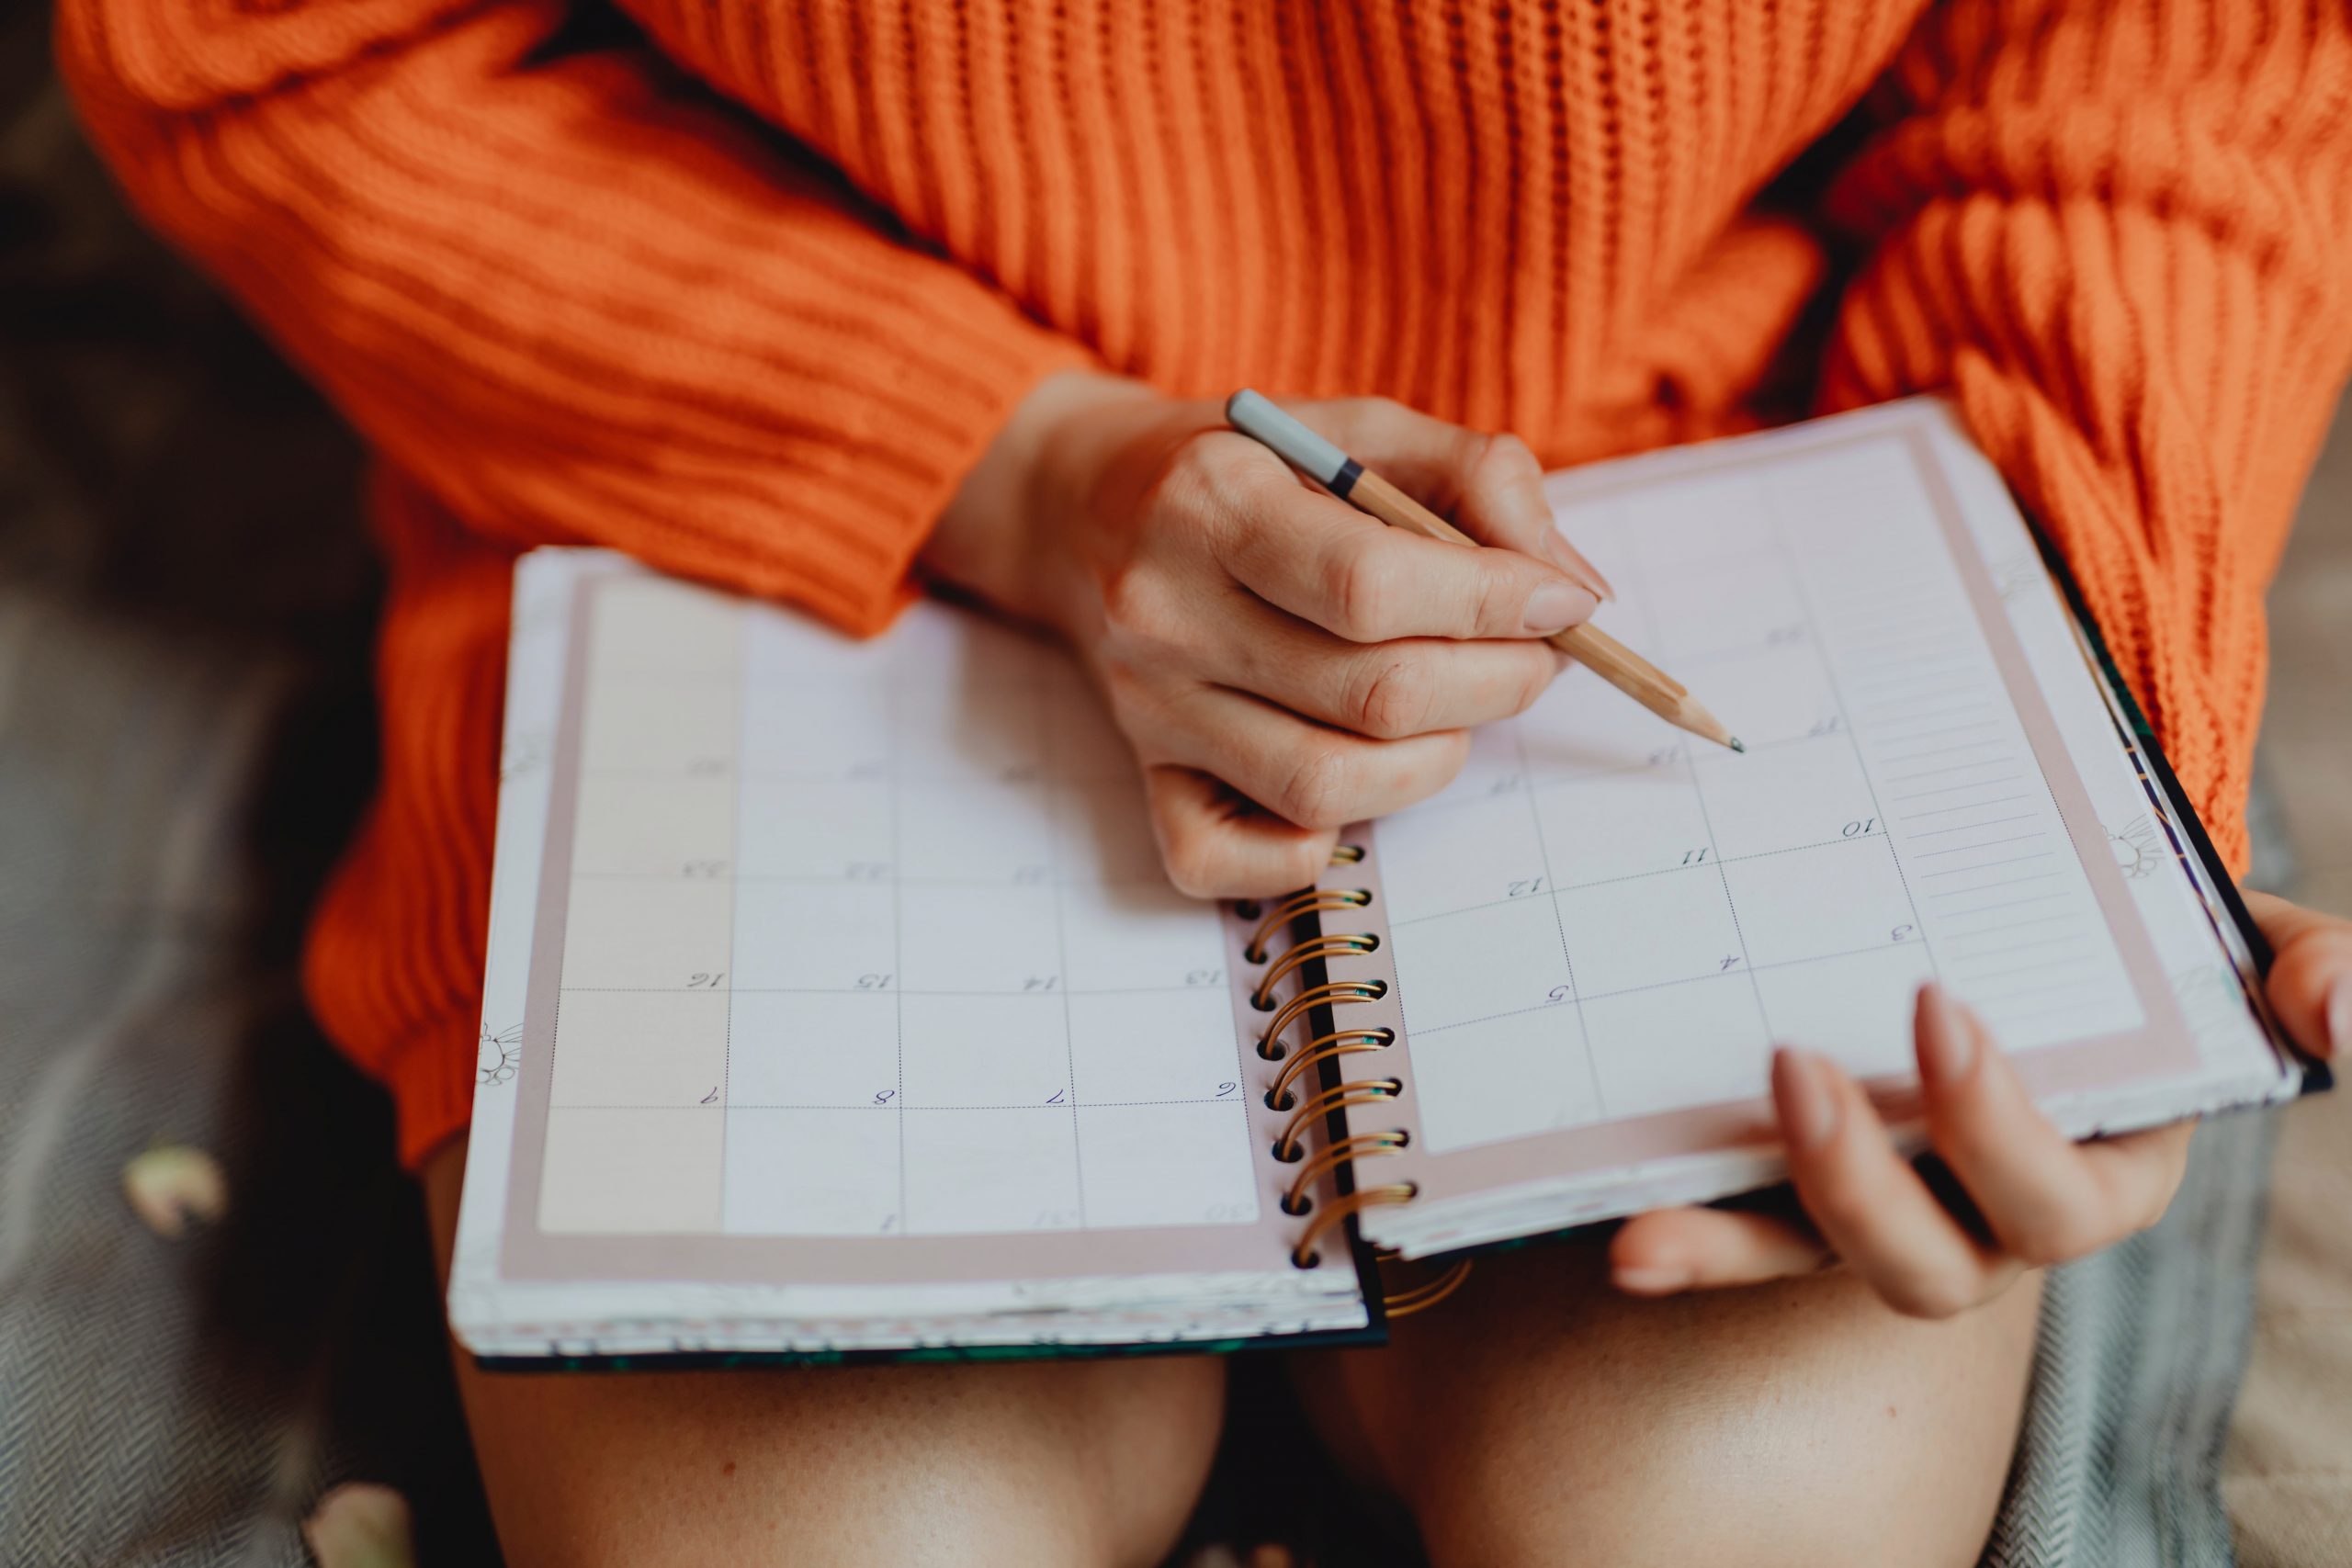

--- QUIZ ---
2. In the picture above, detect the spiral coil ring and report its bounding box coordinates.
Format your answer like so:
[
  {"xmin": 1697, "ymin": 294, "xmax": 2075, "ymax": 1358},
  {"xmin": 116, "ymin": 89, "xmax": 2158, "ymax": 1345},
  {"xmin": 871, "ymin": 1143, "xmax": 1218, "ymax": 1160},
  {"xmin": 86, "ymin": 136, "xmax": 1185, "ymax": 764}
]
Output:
[
  {"xmin": 1250, "ymin": 932, "xmax": 1381, "ymax": 1010},
  {"xmin": 1380, "ymin": 1258, "xmax": 1476, "ymax": 1316},
  {"xmin": 1279, "ymin": 1130, "xmax": 1408, "ymax": 1215},
  {"xmin": 1256, "ymin": 981, "xmax": 1386, "ymax": 1061},
  {"xmin": 1292, "ymin": 1183, "xmax": 1418, "ymax": 1269},
  {"xmin": 1243, "ymin": 887, "xmax": 1372, "ymax": 963},
  {"xmin": 1265, "ymin": 1028, "xmax": 1395, "ymax": 1110},
  {"xmin": 1272, "ymin": 1077, "xmax": 1402, "ymax": 1162},
  {"xmin": 1247, "ymin": 850, "xmax": 1442, "ymax": 1303}
]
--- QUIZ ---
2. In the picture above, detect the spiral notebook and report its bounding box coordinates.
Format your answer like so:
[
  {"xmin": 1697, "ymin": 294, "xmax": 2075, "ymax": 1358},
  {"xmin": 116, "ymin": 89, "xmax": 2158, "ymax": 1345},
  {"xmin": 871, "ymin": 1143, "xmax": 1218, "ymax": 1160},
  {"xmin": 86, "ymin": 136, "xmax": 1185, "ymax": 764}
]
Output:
[{"xmin": 447, "ymin": 398, "xmax": 2315, "ymax": 1365}]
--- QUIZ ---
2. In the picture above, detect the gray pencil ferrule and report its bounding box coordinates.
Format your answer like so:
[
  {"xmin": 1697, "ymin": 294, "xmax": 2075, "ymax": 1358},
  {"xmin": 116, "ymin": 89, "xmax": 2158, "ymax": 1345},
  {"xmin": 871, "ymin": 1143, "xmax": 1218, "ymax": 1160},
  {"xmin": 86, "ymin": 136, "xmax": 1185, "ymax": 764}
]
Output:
[{"xmin": 1225, "ymin": 389, "xmax": 1353, "ymax": 491}]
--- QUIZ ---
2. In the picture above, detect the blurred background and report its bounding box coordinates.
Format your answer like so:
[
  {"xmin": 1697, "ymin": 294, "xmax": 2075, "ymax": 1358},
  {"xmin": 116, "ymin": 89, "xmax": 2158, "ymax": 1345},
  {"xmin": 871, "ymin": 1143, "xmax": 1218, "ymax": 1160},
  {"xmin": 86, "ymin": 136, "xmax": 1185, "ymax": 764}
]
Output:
[{"xmin": 3, "ymin": 1, "xmax": 2346, "ymax": 1561}]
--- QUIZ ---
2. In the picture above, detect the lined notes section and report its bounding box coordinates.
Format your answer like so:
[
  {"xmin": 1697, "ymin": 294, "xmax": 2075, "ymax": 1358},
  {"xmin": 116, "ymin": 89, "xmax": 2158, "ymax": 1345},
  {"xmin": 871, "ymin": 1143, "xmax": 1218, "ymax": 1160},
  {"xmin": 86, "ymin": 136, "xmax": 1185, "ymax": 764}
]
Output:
[{"xmin": 1767, "ymin": 445, "xmax": 2142, "ymax": 1050}]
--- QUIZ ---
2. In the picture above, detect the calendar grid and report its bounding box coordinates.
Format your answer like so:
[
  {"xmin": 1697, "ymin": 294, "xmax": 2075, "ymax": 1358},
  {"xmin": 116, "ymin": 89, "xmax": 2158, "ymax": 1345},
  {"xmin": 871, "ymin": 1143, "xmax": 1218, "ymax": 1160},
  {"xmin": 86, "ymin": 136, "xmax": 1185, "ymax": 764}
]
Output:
[
  {"xmin": 1366, "ymin": 436, "xmax": 2148, "ymax": 1157},
  {"xmin": 531, "ymin": 581, "xmax": 1272, "ymax": 1241}
]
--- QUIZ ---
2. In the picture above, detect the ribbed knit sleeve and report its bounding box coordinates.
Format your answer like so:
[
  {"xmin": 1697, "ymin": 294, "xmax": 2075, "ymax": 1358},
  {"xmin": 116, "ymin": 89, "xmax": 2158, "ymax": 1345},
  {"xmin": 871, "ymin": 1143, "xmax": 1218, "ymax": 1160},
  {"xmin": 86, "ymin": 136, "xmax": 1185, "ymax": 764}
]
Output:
[
  {"xmin": 1818, "ymin": 0, "xmax": 2352, "ymax": 873},
  {"xmin": 55, "ymin": 0, "xmax": 1088, "ymax": 632}
]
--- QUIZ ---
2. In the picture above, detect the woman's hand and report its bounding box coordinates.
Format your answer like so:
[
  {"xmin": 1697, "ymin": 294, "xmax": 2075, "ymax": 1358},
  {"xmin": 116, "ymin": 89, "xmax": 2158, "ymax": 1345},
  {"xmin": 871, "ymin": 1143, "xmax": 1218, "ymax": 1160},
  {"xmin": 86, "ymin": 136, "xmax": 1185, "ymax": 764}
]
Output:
[
  {"xmin": 928, "ymin": 372, "xmax": 1608, "ymax": 897},
  {"xmin": 1611, "ymin": 891, "xmax": 2352, "ymax": 1317}
]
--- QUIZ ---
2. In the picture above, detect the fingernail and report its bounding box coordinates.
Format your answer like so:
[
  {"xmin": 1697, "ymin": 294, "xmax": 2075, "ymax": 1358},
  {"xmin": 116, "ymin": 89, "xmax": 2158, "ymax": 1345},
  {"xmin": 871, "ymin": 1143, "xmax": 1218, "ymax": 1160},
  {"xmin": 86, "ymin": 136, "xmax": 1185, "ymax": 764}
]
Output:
[
  {"xmin": 1522, "ymin": 579, "xmax": 1600, "ymax": 635},
  {"xmin": 1612, "ymin": 1264, "xmax": 1691, "ymax": 1295},
  {"xmin": 2326, "ymin": 974, "xmax": 2352, "ymax": 1061},
  {"xmin": 1773, "ymin": 1047, "xmax": 1840, "ymax": 1152},
  {"xmin": 1544, "ymin": 531, "xmax": 1617, "ymax": 602},
  {"xmin": 1917, "ymin": 982, "xmax": 1974, "ymax": 1088}
]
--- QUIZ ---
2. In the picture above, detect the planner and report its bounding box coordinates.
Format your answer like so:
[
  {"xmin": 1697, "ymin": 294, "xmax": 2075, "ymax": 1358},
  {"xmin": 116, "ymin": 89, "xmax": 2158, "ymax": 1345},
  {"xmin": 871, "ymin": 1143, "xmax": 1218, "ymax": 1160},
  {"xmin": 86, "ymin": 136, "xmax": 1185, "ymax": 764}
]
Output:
[{"xmin": 447, "ymin": 397, "xmax": 2317, "ymax": 1364}]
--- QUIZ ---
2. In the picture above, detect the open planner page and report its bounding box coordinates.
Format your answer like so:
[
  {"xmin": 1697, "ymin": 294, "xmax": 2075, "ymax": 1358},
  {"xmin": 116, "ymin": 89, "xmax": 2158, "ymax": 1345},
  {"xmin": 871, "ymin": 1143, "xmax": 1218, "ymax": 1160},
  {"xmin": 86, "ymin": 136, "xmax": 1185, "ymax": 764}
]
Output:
[
  {"xmin": 447, "ymin": 552, "xmax": 1368, "ymax": 1361},
  {"xmin": 1294, "ymin": 400, "xmax": 2304, "ymax": 1259}
]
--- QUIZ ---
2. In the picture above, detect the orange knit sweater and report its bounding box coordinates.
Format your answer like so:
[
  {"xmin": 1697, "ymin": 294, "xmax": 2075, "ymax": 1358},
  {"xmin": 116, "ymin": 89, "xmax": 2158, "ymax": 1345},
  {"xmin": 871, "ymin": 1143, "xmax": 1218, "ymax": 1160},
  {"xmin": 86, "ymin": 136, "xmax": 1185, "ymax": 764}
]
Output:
[{"xmin": 59, "ymin": 0, "xmax": 2352, "ymax": 1168}]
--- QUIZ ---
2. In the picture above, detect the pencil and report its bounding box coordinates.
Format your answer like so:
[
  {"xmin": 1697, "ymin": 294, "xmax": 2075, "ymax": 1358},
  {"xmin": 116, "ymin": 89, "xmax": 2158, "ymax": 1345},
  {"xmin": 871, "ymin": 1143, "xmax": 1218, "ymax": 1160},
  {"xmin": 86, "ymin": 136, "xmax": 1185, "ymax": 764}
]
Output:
[{"xmin": 1225, "ymin": 389, "xmax": 1742, "ymax": 753}]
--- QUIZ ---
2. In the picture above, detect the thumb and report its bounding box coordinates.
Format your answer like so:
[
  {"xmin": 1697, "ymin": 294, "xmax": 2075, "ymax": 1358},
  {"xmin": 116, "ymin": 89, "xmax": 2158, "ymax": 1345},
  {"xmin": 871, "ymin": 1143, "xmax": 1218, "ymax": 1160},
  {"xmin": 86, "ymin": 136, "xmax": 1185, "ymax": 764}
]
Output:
[{"xmin": 1285, "ymin": 396, "xmax": 1613, "ymax": 601}]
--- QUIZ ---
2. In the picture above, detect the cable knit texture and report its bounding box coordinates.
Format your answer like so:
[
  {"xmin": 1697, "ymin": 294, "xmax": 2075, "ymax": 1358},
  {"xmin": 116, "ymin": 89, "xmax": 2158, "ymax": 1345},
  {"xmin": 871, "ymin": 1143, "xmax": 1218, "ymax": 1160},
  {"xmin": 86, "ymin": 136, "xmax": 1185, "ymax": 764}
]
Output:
[{"xmin": 56, "ymin": 0, "xmax": 2352, "ymax": 1166}]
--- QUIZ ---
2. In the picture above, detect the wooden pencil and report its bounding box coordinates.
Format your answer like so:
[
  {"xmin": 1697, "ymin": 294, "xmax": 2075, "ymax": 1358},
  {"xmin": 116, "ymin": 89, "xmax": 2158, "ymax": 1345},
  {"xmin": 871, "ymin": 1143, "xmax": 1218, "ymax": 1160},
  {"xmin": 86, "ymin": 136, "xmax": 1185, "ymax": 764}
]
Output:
[{"xmin": 1225, "ymin": 389, "xmax": 1742, "ymax": 753}]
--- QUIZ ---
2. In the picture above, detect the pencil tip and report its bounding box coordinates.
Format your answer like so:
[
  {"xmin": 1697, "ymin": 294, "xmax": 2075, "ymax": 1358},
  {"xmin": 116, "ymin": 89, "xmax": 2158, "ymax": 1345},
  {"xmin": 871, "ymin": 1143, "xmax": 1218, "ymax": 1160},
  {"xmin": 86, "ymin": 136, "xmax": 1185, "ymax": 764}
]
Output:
[{"xmin": 1728, "ymin": 737, "xmax": 1746, "ymax": 753}]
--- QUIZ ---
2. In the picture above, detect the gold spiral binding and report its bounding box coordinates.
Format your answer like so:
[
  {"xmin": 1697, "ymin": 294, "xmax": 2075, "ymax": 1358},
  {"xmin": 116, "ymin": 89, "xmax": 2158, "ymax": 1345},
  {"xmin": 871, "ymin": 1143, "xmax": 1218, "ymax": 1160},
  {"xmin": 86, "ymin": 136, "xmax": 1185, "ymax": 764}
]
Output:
[
  {"xmin": 1292, "ymin": 1183, "xmax": 1417, "ymax": 1269},
  {"xmin": 1255, "ymin": 980, "xmax": 1385, "ymax": 1060},
  {"xmin": 1272, "ymin": 1077, "xmax": 1402, "ymax": 1162},
  {"xmin": 1265, "ymin": 1028, "xmax": 1395, "ymax": 1109},
  {"xmin": 1244, "ymin": 849, "xmax": 1450, "ymax": 1311},
  {"xmin": 1243, "ymin": 887, "xmax": 1372, "ymax": 963},
  {"xmin": 1380, "ymin": 1258, "xmax": 1476, "ymax": 1316},
  {"xmin": 1250, "ymin": 932, "xmax": 1381, "ymax": 1010},
  {"xmin": 1279, "ymin": 1130, "xmax": 1408, "ymax": 1214}
]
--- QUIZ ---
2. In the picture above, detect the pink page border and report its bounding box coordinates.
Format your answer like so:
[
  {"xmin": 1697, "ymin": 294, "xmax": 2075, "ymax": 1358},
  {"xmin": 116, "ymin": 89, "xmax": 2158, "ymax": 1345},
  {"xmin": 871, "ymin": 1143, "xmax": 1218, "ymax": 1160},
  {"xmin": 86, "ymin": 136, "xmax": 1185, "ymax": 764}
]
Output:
[{"xmin": 498, "ymin": 570, "xmax": 1330, "ymax": 1288}]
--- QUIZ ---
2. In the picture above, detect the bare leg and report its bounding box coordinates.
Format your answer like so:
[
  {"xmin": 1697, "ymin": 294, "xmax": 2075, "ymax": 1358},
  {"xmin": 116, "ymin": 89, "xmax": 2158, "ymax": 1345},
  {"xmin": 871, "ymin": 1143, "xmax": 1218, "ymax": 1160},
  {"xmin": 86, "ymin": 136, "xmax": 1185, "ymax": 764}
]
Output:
[
  {"xmin": 1294, "ymin": 1237, "xmax": 2039, "ymax": 1568},
  {"xmin": 424, "ymin": 1142, "xmax": 1225, "ymax": 1568}
]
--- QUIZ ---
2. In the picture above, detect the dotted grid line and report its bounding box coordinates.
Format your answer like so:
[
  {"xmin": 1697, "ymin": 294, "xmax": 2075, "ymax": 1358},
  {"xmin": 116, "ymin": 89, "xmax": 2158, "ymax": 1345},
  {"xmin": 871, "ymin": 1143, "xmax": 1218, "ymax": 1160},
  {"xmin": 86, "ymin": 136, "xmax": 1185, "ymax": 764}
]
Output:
[
  {"xmin": 1407, "ymin": 936, "xmax": 1930, "ymax": 1038},
  {"xmin": 1386, "ymin": 829, "xmax": 1892, "ymax": 929}
]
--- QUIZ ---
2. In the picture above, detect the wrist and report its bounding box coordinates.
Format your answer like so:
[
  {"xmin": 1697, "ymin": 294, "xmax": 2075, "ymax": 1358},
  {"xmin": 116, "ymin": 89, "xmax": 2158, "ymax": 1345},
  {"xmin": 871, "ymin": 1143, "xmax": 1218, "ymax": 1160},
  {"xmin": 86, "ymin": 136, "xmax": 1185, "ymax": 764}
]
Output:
[{"xmin": 925, "ymin": 369, "xmax": 1163, "ymax": 631}]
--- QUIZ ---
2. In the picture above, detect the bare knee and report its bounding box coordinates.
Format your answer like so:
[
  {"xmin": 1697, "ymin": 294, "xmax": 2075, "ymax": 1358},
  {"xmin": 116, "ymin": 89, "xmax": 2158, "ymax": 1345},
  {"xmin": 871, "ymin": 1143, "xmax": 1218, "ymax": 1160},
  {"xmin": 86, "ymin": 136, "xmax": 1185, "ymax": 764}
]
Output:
[
  {"xmin": 461, "ymin": 1337, "xmax": 1225, "ymax": 1568},
  {"xmin": 425, "ymin": 1143, "xmax": 1223, "ymax": 1568},
  {"xmin": 1296, "ymin": 1246, "xmax": 2039, "ymax": 1568}
]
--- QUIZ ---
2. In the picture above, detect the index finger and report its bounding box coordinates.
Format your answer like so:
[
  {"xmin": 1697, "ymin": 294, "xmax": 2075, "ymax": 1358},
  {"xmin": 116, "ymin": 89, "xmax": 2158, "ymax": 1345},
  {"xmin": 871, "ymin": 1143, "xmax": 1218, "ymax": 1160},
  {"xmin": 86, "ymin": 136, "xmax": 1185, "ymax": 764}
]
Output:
[
  {"xmin": 1285, "ymin": 398, "xmax": 1614, "ymax": 599},
  {"xmin": 1214, "ymin": 457, "xmax": 1598, "ymax": 643}
]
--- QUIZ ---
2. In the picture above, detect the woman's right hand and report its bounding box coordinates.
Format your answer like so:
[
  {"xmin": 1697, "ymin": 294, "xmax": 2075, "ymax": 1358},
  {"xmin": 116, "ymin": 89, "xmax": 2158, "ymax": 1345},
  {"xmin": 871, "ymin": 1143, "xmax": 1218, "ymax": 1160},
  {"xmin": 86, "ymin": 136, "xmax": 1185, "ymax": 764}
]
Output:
[{"xmin": 927, "ymin": 372, "xmax": 1611, "ymax": 897}]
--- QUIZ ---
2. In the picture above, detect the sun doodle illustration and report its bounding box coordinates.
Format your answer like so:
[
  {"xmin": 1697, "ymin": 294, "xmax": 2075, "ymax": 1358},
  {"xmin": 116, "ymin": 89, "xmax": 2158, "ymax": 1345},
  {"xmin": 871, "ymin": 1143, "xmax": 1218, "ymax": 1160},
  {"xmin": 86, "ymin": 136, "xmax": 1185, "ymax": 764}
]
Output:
[
  {"xmin": 2107, "ymin": 812, "xmax": 2165, "ymax": 880},
  {"xmin": 478, "ymin": 1022, "xmax": 523, "ymax": 1087}
]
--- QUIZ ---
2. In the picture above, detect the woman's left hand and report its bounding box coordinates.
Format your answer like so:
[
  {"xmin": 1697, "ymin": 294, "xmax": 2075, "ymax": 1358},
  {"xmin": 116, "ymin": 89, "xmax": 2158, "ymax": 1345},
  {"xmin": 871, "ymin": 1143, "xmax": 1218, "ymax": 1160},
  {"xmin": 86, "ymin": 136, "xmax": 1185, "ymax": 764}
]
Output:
[{"xmin": 1611, "ymin": 891, "xmax": 2352, "ymax": 1318}]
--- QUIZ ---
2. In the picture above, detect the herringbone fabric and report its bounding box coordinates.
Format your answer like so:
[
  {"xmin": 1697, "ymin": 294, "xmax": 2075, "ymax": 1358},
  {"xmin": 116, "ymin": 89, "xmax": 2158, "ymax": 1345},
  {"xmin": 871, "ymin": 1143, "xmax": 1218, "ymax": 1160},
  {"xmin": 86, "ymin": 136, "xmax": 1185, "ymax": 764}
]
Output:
[{"xmin": 1984, "ymin": 1113, "xmax": 2278, "ymax": 1568}]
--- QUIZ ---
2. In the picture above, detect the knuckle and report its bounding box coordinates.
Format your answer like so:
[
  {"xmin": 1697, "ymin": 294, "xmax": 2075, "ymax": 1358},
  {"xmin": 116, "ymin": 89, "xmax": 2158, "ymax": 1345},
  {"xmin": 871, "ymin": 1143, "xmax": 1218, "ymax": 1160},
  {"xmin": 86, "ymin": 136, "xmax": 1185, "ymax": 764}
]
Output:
[
  {"xmin": 1329, "ymin": 396, "xmax": 1406, "ymax": 443},
  {"xmin": 1150, "ymin": 434, "xmax": 1246, "ymax": 542},
  {"xmin": 1351, "ymin": 654, "xmax": 1436, "ymax": 739},
  {"xmin": 1159, "ymin": 431, "xmax": 1230, "ymax": 502},
  {"xmin": 1476, "ymin": 429, "xmax": 1538, "ymax": 481},
  {"xmin": 1099, "ymin": 568, "xmax": 1182, "ymax": 653},
  {"xmin": 1332, "ymin": 541, "xmax": 1403, "ymax": 640},
  {"xmin": 1467, "ymin": 558, "xmax": 1520, "ymax": 635},
  {"xmin": 1275, "ymin": 743, "xmax": 1356, "ymax": 829}
]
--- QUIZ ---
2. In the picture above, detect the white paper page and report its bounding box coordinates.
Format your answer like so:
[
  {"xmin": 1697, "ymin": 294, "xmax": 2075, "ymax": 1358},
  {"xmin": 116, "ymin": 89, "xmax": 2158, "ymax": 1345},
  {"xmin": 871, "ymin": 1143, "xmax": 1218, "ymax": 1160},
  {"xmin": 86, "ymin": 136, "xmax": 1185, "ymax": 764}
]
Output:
[
  {"xmin": 1369, "ymin": 405, "xmax": 2171, "ymax": 1160},
  {"xmin": 448, "ymin": 553, "xmax": 1363, "ymax": 1357}
]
